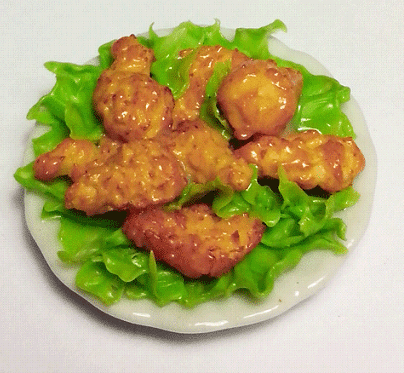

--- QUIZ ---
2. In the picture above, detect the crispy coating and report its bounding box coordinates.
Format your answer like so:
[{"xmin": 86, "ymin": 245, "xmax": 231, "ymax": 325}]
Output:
[
  {"xmin": 110, "ymin": 35, "xmax": 155, "ymax": 75},
  {"xmin": 33, "ymin": 136, "xmax": 120, "ymax": 182},
  {"xmin": 217, "ymin": 59, "xmax": 303, "ymax": 140},
  {"xmin": 33, "ymin": 138, "xmax": 97, "ymax": 182},
  {"xmin": 64, "ymin": 139, "xmax": 187, "ymax": 215},
  {"xmin": 172, "ymin": 45, "xmax": 251, "ymax": 126},
  {"xmin": 166, "ymin": 119, "xmax": 253, "ymax": 191},
  {"xmin": 235, "ymin": 130, "xmax": 365, "ymax": 193},
  {"xmin": 93, "ymin": 34, "xmax": 174, "ymax": 142},
  {"xmin": 123, "ymin": 204, "xmax": 265, "ymax": 278},
  {"xmin": 93, "ymin": 70, "xmax": 174, "ymax": 142},
  {"xmin": 70, "ymin": 136, "xmax": 121, "ymax": 181}
]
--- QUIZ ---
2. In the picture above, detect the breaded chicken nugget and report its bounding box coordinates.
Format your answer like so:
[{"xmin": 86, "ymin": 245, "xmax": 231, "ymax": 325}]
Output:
[
  {"xmin": 172, "ymin": 45, "xmax": 251, "ymax": 126},
  {"xmin": 235, "ymin": 130, "xmax": 365, "ymax": 193},
  {"xmin": 93, "ymin": 70, "xmax": 174, "ymax": 142},
  {"xmin": 123, "ymin": 204, "xmax": 265, "ymax": 278},
  {"xmin": 166, "ymin": 119, "xmax": 253, "ymax": 191},
  {"xmin": 110, "ymin": 34, "xmax": 155, "ymax": 75},
  {"xmin": 64, "ymin": 139, "xmax": 187, "ymax": 215},
  {"xmin": 33, "ymin": 138, "xmax": 98, "ymax": 182},
  {"xmin": 33, "ymin": 136, "xmax": 120, "ymax": 182},
  {"xmin": 217, "ymin": 59, "xmax": 303, "ymax": 140},
  {"xmin": 93, "ymin": 34, "xmax": 174, "ymax": 142},
  {"xmin": 70, "ymin": 136, "xmax": 121, "ymax": 181}
]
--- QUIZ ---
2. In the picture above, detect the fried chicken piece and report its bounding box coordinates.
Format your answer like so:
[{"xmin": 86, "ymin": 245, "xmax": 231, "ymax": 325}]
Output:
[
  {"xmin": 110, "ymin": 34, "xmax": 155, "ymax": 75},
  {"xmin": 166, "ymin": 119, "xmax": 253, "ymax": 191},
  {"xmin": 93, "ymin": 34, "xmax": 174, "ymax": 142},
  {"xmin": 172, "ymin": 45, "xmax": 251, "ymax": 126},
  {"xmin": 33, "ymin": 136, "xmax": 120, "ymax": 182},
  {"xmin": 123, "ymin": 204, "xmax": 265, "ymax": 278},
  {"xmin": 70, "ymin": 136, "xmax": 121, "ymax": 181},
  {"xmin": 93, "ymin": 71, "xmax": 175, "ymax": 142},
  {"xmin": 235, "ymin": 130, "xmax": 365, "ymax": 193},
  {"xmin": 64, "ymin": 139, "xmax": 187, "ymax": 215},
  {"xmin": 217, "ymin": 59, "xmax": 303, "ymax": 140}
]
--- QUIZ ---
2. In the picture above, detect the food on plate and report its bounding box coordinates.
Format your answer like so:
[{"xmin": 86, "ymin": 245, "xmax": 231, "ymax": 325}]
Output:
[
  {"xmin": 166, "ymin": 119, "xmax": 252, "ymax": 190},
  {"xmin": 33, "ymin": 136, "xmax": 120, "ymax": 182},
  {"xmin": 93, "ymin": 71, "xmax": 175, "ymax": 142},
  {"xmin": 15, "ymin": 20, "xmax": 366, "ymax": 308},
  {"xmin": 93, "ymin": 35, "xmax": 174, "ymax": 142},
  {"xmin": 123, "ymin": 203, "xmax": 265, "ymax": 278},
  {"xmin": 217, "ymin": 59, "xmax": 303, "ymax": 140},
  {"xmin": 108, "ymin": 34, "xmax": 155, "ymax": 75},
  {"xmin": 64, "ymin": 139, "xmax": 187, "ymax": 215},
  {"xmin": 236, "ymin": 130, "xmax": 365, "ymax": 193},
  {"xmin": 172, "ymin": 45, "xmax": 250, "ymax": 126}
]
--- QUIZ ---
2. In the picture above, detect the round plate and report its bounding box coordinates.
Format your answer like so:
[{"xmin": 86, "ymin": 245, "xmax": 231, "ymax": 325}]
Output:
[{"xmin": 23, "ymin": 28, "xmax": 376, "ymax": 334}]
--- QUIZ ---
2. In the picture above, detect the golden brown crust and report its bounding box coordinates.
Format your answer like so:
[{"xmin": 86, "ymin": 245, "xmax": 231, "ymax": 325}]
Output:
[
  {"xmin": 122, "ymin": 204, "xmax": 265, "ymax": 278},
  {"xmin": 93, "ymin": 35, "xmax": 174, "ymax": 142},
  {"xmin": 110, "ymin": 35, "xmax": 155, "ymax": 75},
  {"xmin": 69, "ymin": 136, "xmax": 121, "ymax": 181},
  {"xmin": 217, "ymin": 59, "xmax": 303, "ymax": 140},
  {"xmin": 235, "ymin": 130, "xmax": 365, "ymax": 193},
  {"xmin": 166, "ymin": 119, "xmax": 253, "ymax": 190},
  {"xmin": 93, "ymin": 71, "xmax": 174, "ymax": 142},
  {"xmin": 33, "ymin": 136, "xmax": 120, "ymax": 182},
  {"xmin": 172, "ymin": 45, "xmax": 251, "ymax": 127},
  {"xmin": 64, "ymin": 139, "xmax": 187, "ymax": 215}
]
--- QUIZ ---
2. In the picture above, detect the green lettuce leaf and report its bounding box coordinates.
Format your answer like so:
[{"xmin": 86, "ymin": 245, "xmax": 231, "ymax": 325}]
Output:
[
  {"xmin": 57, "ymin": 217, "xmax": 128, "ymax": 264},
  {"xmin": 14, "ymin": 162, "xmax": 69, "ymax": 201},
  {"xmin": 102, "ymin": 247, "xmax": 149, "ymax": 283},
  {"xmin": 231, "ymin": 20, "xmax": 287, "ymax": 59},
  {"xmin": 27, "ymin": 61, "xmax": 104, "ymax": 142},
  {"xmin": 164, "ymin": 177, "xmax": 233, "ymax": 212},
  {"xmin": 75, "ymin": 260, "xmax": 125, "ymax": 305},
  {"xmin": 292, "ymin": 69, "xmax": 353, "ymax": 137},
  {"xmin": 31, "ymin": 123, "xmax": 70, "ymax": 157},
  {"xmin": 97, "ymin": 40, "xmax": 115, "ymax": 70},
  {"xmin": 199, "ymin": 61, "xmax": 233, "ymax": 139},
  {"xmin": 212, "ymin": 166, "xmax": 282, "ymax": 227}
]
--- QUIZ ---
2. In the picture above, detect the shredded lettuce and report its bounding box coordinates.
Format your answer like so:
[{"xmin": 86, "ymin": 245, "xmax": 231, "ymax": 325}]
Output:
[{"xmin": 14, "ymin": 20, "xmax": 360, "ymax": 308}]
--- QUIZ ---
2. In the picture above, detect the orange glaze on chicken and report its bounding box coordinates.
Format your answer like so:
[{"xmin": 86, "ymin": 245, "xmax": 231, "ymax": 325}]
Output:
[
  {"xmin": 109, "ymin": 34, "xmax": 155, "ymax": 75},
  {"xmin": 217, "ymin": 59, "xmax": 303, "ymax": 140},
  {"xmin": 166, "ymin": 119, "xmax": 253, "ymax": 191},
  {"xmin": 64, "ymin": 139, "xmax": 187, "ymax": 215},
  {"xmin": 33, "ymin": 136, "xmax": 120, "ymax": 182},
  {"xmin": 123, "ymin": 204, "xmax": 265, "ymax": 278},
  {"xmin": 172, "ymin": 45, "xmax": 251, "ymax": 127},
  {"xmin": 235, "ymin": 130, "xmax": 365, "ymax": 193},
  {"xmin": 93, "ymin": 35, "xmax": 174, "ymax": 142},
  {"xmin": 93, "ymin": 71, "xmax": 174, "ymax": 142}
]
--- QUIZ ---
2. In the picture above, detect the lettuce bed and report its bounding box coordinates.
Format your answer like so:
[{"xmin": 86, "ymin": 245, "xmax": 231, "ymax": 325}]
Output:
[{"xmin": 14, "ymin": 20, "xmax": 359, "ymax": 308}]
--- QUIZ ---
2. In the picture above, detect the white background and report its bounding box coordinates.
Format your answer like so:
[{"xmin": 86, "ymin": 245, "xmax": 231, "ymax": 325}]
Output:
[{"xmin": 1, "ymin": 1, "xmax": 403, "ymax": 372}]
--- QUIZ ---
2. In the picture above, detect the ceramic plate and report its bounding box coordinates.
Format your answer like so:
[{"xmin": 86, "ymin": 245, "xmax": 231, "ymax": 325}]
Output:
[{"xmin": 23, "ymin": 28, "xmax": 376, "ymax": 334}]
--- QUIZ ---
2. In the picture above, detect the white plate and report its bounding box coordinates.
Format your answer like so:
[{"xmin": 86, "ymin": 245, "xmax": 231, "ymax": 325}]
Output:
[{"xmin": 23, "ymin": 27, "xmax": 376, "ymax": 334}]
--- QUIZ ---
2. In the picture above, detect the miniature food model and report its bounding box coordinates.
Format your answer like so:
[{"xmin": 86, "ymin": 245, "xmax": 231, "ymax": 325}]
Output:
[{"xmin": 15, "ymin": 20, "xmax": 365, "ymax": 309}]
